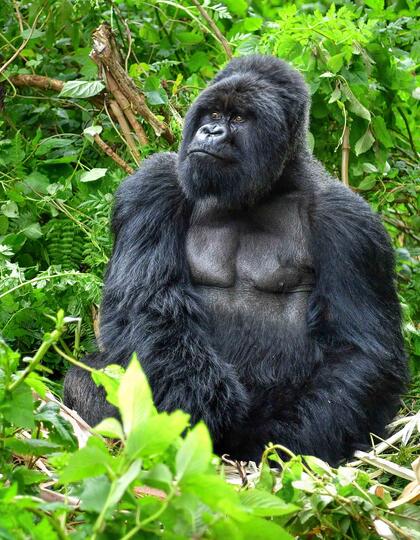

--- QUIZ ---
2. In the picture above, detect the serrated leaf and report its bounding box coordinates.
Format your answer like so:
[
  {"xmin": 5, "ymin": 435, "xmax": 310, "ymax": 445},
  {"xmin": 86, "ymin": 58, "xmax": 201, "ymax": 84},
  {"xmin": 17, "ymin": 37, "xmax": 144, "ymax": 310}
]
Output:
[
  {"xmin": 355, "ymin": 129, "xmax": 375, "ymax": 156},
  {"xmin": 176, "ymin": 423, "xmax": 212, "ymax": 480},
  {"xmin": 118, "ymin": 355, "xmax": 154, "ymax": 436},
  {"xmin": 80, "ymin": 168, "xmax": 108, "ymax": 182},
  {"xmin": 240, "ymin": 489, "xmax": 299, "ymax": 517},
  {"xmin": 59, "ymin": 80, "xmax": 105, "ymax": 99}
]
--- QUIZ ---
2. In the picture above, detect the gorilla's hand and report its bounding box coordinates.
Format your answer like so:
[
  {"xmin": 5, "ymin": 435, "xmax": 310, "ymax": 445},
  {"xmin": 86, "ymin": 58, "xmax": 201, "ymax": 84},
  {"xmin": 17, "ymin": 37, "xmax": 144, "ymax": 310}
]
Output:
[{"xmin": 151, "ymin": 359, "xmax": 249, "ymax": 442}]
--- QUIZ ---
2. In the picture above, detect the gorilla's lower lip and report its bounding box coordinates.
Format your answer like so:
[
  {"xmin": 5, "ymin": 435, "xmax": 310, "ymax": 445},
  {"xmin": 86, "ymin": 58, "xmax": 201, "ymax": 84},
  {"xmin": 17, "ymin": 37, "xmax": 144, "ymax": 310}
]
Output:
[{"xmin": 188, "ymin": 149, "xmax": 226, "ymax": 160}]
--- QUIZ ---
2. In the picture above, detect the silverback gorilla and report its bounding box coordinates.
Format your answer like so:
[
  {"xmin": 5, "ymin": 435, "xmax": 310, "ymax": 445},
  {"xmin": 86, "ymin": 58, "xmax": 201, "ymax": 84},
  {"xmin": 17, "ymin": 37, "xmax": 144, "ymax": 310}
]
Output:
[{"xmin": 64, "ymin": 56, "xmax": 407, "ymax": 465}]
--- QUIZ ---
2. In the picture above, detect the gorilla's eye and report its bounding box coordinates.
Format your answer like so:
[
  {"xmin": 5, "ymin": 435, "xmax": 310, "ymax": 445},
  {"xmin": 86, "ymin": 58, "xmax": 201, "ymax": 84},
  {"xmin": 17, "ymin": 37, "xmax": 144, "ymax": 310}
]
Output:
[
  {"xmin": 211, "ymin": 112, "xmax": 222, "ymax": 120},
  {"xmin": 232, "ymin": 115, "xmax": 244, "ymax": 123}
]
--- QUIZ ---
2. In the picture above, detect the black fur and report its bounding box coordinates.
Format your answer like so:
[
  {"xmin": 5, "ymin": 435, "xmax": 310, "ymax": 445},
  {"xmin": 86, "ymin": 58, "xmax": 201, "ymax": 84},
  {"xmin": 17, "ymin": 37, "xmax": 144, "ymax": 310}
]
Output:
[{"xmin": 64, "ymin": 56, "xmax": 407, "ymax": 465}]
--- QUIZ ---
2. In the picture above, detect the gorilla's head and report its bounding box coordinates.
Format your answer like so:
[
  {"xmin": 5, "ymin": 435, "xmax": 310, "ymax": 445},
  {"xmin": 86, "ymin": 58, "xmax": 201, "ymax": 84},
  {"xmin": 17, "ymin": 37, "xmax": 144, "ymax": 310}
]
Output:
[{"xmin": 178, "ymin": 55, "xmax": 310, "ymax": 208}]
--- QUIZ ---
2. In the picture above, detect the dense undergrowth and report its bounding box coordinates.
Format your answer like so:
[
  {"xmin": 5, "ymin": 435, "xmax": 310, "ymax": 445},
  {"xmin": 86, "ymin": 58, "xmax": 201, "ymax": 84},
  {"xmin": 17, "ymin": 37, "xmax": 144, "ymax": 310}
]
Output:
[{"xmin": 0, "ymin": 0, "xmax": 418, "ymax": 538}]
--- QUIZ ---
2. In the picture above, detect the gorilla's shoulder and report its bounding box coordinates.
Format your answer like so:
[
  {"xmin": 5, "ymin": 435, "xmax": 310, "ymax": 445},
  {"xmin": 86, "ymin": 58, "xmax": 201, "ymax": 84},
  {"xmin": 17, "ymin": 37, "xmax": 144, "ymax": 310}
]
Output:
[
  {"xmin": 112, "ymin": 152, "xmax": 187, "ymax": 230},
  {"xmin": 116, "ymin": 152, "xmax": 179, "ymax": 201},
  {"xmin": 311, "ymin": 178, "xmax": 390, "ymax": 249}
]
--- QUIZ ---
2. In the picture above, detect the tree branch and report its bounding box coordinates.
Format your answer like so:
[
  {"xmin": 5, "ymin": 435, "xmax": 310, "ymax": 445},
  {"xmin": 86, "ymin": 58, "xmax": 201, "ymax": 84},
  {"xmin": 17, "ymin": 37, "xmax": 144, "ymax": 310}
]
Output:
[{"xmin": 190, "ymin": 0, "xmax": 233, "ymax": 59}]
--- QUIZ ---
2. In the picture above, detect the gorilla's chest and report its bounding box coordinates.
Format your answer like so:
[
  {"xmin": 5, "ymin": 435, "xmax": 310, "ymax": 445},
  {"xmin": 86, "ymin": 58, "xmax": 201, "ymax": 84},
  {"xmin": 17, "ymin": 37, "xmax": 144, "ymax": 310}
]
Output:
[{"xmin": 186, "ymin": 195, "xmax": 314, "ymax": 315}]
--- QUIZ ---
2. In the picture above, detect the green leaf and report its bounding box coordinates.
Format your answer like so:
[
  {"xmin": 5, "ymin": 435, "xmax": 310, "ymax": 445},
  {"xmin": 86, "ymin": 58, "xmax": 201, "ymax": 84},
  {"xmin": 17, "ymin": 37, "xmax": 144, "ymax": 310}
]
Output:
[
  {"xmin": 365, "ymin": 0, "xmax": 384, "ymax": 10},
  {"xmin": 176, "ymin": 423, "xmax": 212, "ymax": 480},
  {"xmin": 80, "ymin": 168, "xmax": 108, "ymax": 182},
  {"xmin": 1, "ymin": 201, "xmax": 19, "ymax": 218},
  {"xmin": 235, "ymin": 517, "xmax": 294, "ymax": 539},
  {"xmin": 240, "ymin": 489, "xmax": 299, "ymax": 517},
  {"xmin": 84, "ymin": 125, "xmax": 103, "ymax": 138},
  {"xmin": 341, "ymin": 84, "xmax": 371, "ymax": 121},
  {"xmin": 358, "ymin": 176, "xmax": 377, "ymax": 190},
  {"xmin": 125, "ymin": 410, "xmax": 188, "ymax": 459},
  {"xmin": 372, "ymin": 117, "xmax": 394, "ymax": 148},
  {"xmin": 144, "ymin": 76, "xmax": 168, "ymax": 105},
  {"xmin": 4, "ymin": 438, "xmax": 60, "ymax": 456},
  {"xmin": 60, "ymin": 440, "xmax": 112, "ymax": 483},
  {"xmin": 80, "ymin": 475, "xmax": 111, "ymax": 513},
  {"xmin": 355, "ymin": 129, "xmax": 375, "ymax": 156},
  {"xmin": 327, "ymin": 53, "xmax": 344, "ymax": 73},
  {"xmin": 21, "ymin": 223, "xmax": 42, "ymax": 240},
  {"xmin": 118, "ymin": 354, "xmax": 155, "ymax": 436},
  {"xmin": 59, "ymin": 80, "xmax": 105, "ymax": 99},
  {"xmin": 176, "ymin": 31, "xmax": 204, "ymax": 45},
  {"xmin": 94, "ymin": 417, "xmax": 124, "ymax": 440},
  {"xmin": 4, "ymin": 383, "xmax": 34, "ymax": 429},
  {"xmin": 92, "ymin": 364, "xmax": 124, "ymax": 407}
]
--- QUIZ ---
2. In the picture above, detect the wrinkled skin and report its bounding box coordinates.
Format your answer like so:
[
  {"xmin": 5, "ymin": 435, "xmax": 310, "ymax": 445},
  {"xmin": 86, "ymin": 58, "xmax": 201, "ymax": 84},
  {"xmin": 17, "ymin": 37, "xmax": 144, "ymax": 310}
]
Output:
[{"xmin": 64, "ymin": 56, "xmax": 407, "ymax": 465}]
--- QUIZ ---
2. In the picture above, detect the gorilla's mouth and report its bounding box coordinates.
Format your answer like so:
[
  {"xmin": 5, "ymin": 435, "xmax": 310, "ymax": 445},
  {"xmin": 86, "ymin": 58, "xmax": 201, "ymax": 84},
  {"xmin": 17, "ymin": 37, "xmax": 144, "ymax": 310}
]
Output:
[{"xmin": 188, "ymin": 149, "xmax": 227, "ymax": 160}]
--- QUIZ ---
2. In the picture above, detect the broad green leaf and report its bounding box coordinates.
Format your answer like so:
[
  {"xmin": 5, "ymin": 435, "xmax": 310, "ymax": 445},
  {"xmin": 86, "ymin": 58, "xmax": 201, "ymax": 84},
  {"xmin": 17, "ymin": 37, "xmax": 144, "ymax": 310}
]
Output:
[
  {"xmin": 176, "ymin": 423, "xmax": 212, "ymax": 480},
  {"xmin": 355, "ymin": 129, "xmax": 375, "ymax": 156},
  {"xmin": 80, "ymin": 168, "xmax": 108, "ymax": 183},
  {"xmin": 60, "ymin": 440, "xmax": 112, "ymax": 483},
  {"xmin": 4, "ymin": 438, "xmax": 60, "ymax": 456},
  {"xmin": 176, "ymin": 31, "xmax": 204, "ymax": 45},
  {"xmin": 365, "ymin": 0, "xmax": 384, "ymax": 10},
  {"xmin": 372, "ymin": 117, "xmax": 394, "ymax": 148},
  {"xmin": 235, "ymin": 516, "xmax": 294, "ymax": 539},
  {"xmin": 144, "ymin": 76, "xmax": 168, "ymax": 105},
  {"xmin": 327, "ymin": 53, "xmax": 344, "ymax": 73},
  {"xmin": 118, "ymin": 355, "xmax": 154, "ymax": 436},
  {"xmin": 358, "ymin": 176, "xmax": 377, "ymax": 190},
  {"xmin": 59, "ymin": 80, "xmax": 105, "ymax": 99},
  {"xmin": 21, "ymin": 223, "xmax": 42, "ymax": 240},
  {"xmin": 4, "ymin": 383, "xmax": 34, "ymax": 429},
  {"xmin": 240, "ymin": 489, "xmax": 299, "ymax": 517},
  {"xmin": 94, "ymin": 417, "xmax": 124, "ymax": 440},
  {"xmin": 125, "ymin": 410, "xmax": 189, "ymax": 459},
  {"xmin": 80, "ymin": 475, "xmax": 111, "ymax": 513}
]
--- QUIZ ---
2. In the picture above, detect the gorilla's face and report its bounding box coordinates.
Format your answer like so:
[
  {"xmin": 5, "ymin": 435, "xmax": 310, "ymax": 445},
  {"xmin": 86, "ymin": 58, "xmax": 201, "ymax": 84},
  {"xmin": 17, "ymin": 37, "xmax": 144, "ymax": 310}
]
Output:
[{"xmin": 178, "ymin": 56, "xmax": 309, "ymax": 208}]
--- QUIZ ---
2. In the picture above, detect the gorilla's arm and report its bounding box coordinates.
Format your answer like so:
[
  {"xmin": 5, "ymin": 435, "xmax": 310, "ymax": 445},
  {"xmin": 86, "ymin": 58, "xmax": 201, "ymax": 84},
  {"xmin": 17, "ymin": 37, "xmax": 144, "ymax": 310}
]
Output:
[
  {"xmin": 65, "ymin": 153, "xmax": 249, "ymax": 434},
  {"xmin": 245, "ymin": 184, "xmax": 406, "ymax": 464}
]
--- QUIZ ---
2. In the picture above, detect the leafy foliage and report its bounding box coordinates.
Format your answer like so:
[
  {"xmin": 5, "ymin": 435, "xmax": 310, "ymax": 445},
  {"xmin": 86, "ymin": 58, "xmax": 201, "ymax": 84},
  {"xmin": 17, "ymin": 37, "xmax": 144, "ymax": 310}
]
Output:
[{"xmin": 0, "ymin": 0, "xmax": 418, "ymax": 537}]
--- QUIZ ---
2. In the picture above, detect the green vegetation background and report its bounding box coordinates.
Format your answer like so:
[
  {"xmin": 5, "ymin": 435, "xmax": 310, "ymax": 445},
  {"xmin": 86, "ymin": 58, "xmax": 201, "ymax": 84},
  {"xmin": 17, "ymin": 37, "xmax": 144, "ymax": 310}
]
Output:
[{"xmin": 0, "ymin": 1, "xmax": 418, "ymax": 538}]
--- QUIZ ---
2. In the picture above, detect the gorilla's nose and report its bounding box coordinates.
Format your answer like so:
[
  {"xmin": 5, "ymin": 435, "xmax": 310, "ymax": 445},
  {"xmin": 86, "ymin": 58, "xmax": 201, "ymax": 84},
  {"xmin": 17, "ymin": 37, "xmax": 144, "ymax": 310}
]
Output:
[{"xmin": 196, "ymin": 123, "xmax": 228, "ymax": 143}]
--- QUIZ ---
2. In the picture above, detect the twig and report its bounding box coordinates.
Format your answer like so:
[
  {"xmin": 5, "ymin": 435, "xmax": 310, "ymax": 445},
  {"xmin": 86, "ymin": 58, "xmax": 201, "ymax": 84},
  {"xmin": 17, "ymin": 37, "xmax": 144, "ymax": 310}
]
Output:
[
  {"xmin": 91, "ymin": 23, "xmax": 173, "ymax": 142},
  {"xmin": 341, "ymin": 125, "xmax": 350, "ymax": 186},
  {"xmin": 8, "ymin": 74, "xmax": 64, "ymax": 92},
  {"xmin": 13, "ymin": 0, "xmax": 24, "ymax": 33},
  {"xmin": 190, "ymin": 0, "xmax": 233, "ymax": 59},
  {"xmin": 0, "ymin": 7, "xmax": 44, "ymax": 75},
  {"xmin": 397, "ymin": 106, "xmax": 417, "ymax": 156},
  {"xmin": 382, "ymin": 215, "xmax": 420, "ymax": 243},
  {"xmin": 109, "ymin": 99, "xmax": 141, "ymax": 164},
  {"xmin": 106, "ymin": 72, "xmax": 148, "ymax": 145},
  {"xmin": 93, "ymin": 133, "xmax": 134, "ymax": 174}
]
